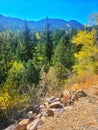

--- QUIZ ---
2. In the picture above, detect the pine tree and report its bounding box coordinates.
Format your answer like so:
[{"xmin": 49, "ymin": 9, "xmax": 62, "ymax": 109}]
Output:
[
  {"xmin": 44, "ymin": 17, "xmax": 53, "ymax": 63},
  {"xmin": 23, "ymin": 20, "xmax": 33, "ymax": 61}
]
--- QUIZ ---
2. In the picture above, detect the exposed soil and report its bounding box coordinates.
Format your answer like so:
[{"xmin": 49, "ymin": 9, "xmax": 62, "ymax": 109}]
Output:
[{"xmin": 38, "ymin": 95, "xmax": 98, "ymax": 130}]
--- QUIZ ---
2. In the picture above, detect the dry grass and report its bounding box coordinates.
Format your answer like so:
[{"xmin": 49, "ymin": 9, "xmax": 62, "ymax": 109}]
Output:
[{"xmin": 71, "ymin": 73, "xmax": 98, "ymax": 92}]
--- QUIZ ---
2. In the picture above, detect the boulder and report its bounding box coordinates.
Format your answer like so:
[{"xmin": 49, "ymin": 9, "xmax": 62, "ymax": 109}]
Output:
[
  {"xmin": 60, "ymin": 97, "xmax": 71, "ymax": 105},
  {"xmin": 46, "ymin": 96, "xmax": 60, "ymax": 104},
  {"xmin": 32, "ymin": 105, "xmax": 40, "ymax": 114},
  {"xmin": 15, "ymin": 118, "xmax": 30, "ymax": 130},
  {"xmin": 40, "ymin": 110, "xmax": 48, "ymax": 117},
  {"xmin": 50, "ymin": 98, "xmax": 60, "ymax": 103},
  {"xmin": 61, "ymin": 90, "xmax": 71, "ymax": 98},
  {"xmin": 40, "ymin": 106, "xmax": 48, "ymax": 117},
  {"xmin": 37, "ymin": 113, "xmax": 42, "ymax": 118},
  {"xmin": 46, "ymin": 109, "xmax": 54, "ymax": 116},
  {"xmin": 72, "ymin": 89, "xmax": 87, "ymax": 101},
  {"xmin": 52, "ymin": 108, "xmax": 65, "ymax": 116},
  {"xmin": 18, "ymin": 119, "xmax": 30, "ymax": 126},
  {"xmin": 56, "ymin": 108, "xmax": 65, "ymax": 114},
  {"xmin": 60, "ymin": 90, "xmax": 71, "ymax": 105},
  {"xmin": 27, "ymin": 118, "xmax": 43, "ymax": 130},
  {"xmin": 15, "ymin": 125, "xmax": 26, "ymax": 130},
  {"xmin": 50, "ymin": 101, "xmax": 63, "ymax": 108},
  {"xmin": 46, "ymin": 96, "xmax": 55, "ymax": 103},
  {"xmin": 26, "ymin": 111, "xmax": 34, "ymax": 119}
]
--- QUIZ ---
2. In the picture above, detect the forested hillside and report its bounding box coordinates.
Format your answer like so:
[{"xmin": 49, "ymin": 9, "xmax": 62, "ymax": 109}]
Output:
[
  {"xmin": 0, "ymin": 15, "xmax": 98, "ymax": 129},
  {"xmin": 0, "ymin": 15, "xmax": 83, "ymax": 31}
]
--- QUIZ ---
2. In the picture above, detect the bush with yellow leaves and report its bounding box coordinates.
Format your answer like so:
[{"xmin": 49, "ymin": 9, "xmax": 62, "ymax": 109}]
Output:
[{"xmin": 0, "ymin": 85, "xmax": 29, "ymax": 126}]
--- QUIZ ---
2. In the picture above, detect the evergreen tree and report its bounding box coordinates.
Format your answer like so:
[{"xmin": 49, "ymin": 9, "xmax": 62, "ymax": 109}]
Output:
[
  {"xmin": 0, "ymin": 30, "xmax": 16, "ymax": 85},
  {"xmin": 52, "ymin": 31, "xmax": 75, "ymax": 70},
  {"xmin": 44, "ymin": 17, "xmax": 53, "ymax": 63},
  {"xmin": 22, "ymin": 20, "xmax": 33, "ymax": 61}
]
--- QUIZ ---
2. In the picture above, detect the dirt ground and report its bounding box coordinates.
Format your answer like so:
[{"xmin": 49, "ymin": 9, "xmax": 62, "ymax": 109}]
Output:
[{"xmin": 38, "ymin": 95, "xmax": 98, "ymax": 130}]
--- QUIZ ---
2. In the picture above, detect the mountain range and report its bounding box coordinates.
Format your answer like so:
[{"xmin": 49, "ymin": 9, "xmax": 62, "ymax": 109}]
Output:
[{"xmin": 0, "ymin": 15, "xmax": 84, "ymax": 32}]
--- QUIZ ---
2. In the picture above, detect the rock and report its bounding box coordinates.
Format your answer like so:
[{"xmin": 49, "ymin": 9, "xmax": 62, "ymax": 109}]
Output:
[
  {"xmin": 26, "ymin": 111, "xmax": 34, "ymax": 119},
  {"xmin": 4, "ymin": 124, "xmax": 16, "ymax": 130},
  {"xmin": 27, "ymin": 122, "xmax": 34, "ymax": 130},
  {"xmin": 40, "ymin": 104, "xmax": 45, "ymax": 109},
  {"xmin": 50, "ymin": 101, "xmax": 63, "ymax": 108},
  {"xmin": 37, "ymin": 113, "xmax": 42, "ymax": 118},
  {"xmin": 72, "ymin": 89, "xmax": 87, "ymax": 101},
  {"xmin": 50, "ymin": 98, "xmax": 60, "ymax": 103},
  {"xmin": 40, "ymin": 106, "xmax": 48, "ymax": 117},
  {"xmin": 61, "ymin": 90, "xmax": 71, "ymax": 98},
  {"xmin": 32, "ymin": 105, "xmax": 40, "ymax": 114},
  {"xmin": 46, "ymin": 96, "xmax": 55, "ymax": 103},
  {"xmin": 27, "ymin": 118, "xmax": 43, "ymax": 130},
  {"xmin": 18, "ymin": 119, "xmax": 29, "ymax": 125},
  {"xmin": 15, "ymin": 125, "xmax": 26, "ymax": 130},
  {"xmin": 60, "ymin": 97, "xmax": 71, "ymax": 105},
  {"xmin": 52, "ymin": 108, "xmax": 65, "ymax": 116},
  {"xmin": 41, "ymin": 111, "xmax": 48, "ymax": 117},
  {"xmin": 46, "ymin": 96, "xmax": 60, "ymax": 104},
  {"xmin": 15, "ymin": 118, "xmax": 30, "ymax": 130},
  {"xmin": 60, "ymin": 90, "xmax": 71, "ymax": 105},
  {"xmin": 46, "ymin": 109, "xmax": 54, "ymax": 116}
]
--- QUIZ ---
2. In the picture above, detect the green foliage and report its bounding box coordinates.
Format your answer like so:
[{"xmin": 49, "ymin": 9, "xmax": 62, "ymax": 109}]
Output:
[
  {"xmin": 52, "ymin": 32, "xmax": 75, "ymax": 70},
  {"xmin": 22, "ymin": 20, "xmax": 34, "ymax": 61},
  {"xmin": 6, "ymin": 60, "xmax": 40, "ymax": 93},
  {"xmin": 52, "ymin": 40, "xmax": 66, "ymax": 65},
  {"xmin": 6, "ymin": 61, "xmax": 25, "ymax": 88},
  {"xmin": 1, "ymin": 25, "xmax": 93, "ymax": 128},
  {"xmin": 0, "ymin": 62, "xmax": 7, "ymax": 85},
  {"xmin": 44, "ymin": 18, "xmax": 53, "ymax": 63},
  {"xmin": 24, "ymin": 60, "xmax": 40, "ymax": 85},
  {"xmin": 0, "ymin": 30, "xmax": 18, "ymax": 85}
]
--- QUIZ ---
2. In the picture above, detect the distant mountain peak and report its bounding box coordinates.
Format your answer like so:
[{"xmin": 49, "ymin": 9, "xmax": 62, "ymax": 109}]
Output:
[{"xmin": 0, "ymin": 14, "xmax": 84, "ymax": 31}]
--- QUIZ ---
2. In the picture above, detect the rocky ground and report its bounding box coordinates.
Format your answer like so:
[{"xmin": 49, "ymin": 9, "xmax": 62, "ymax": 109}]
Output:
[
  {"xmin": 38, "ymin": 96, "xmax": 98, "ymax": 130},
  {"xmin": 4, "ymin": 86, "xmax": 98, "ymax": 130}
]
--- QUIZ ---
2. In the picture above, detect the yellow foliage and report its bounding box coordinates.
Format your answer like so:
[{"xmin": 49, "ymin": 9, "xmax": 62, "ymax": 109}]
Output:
[
  {"xmin": 12, "ymin": 61, "xmax": 24, "ymax": 70},
  {"xmin": 1, "ymin": 62, "xmax": 28, "ymax": 114},
  {"xmin": 36, "ymin": 33, "xmax": 40, "ymax": 39},
  {"xmin": 72, "ymin": 29, "xmax": 98, "ymax": 75},
  {"xmin": 0, "ymin": 86, "xmax": 28, "ymax": 116},
  {"xmin": 0, "ymin": 91, "xmax": 11, "ymax": 111},
  {"xmin": 72, "ymin": 29, "xmax": 96, "ymax": 45}
]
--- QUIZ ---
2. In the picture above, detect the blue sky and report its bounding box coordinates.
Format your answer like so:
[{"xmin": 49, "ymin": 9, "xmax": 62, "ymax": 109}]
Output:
[{"xmin": 0, "ymin": 0, "xmax": 98, "ymax": 24}]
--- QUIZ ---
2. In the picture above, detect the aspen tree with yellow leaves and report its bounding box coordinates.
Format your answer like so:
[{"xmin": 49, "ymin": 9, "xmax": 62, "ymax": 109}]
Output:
[{"xmin": 72, "ymin": 29, "xmax": 98, "ymax": 74}]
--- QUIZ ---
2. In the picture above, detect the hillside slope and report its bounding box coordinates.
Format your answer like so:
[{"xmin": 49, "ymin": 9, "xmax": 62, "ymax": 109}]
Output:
[
  {"xmin": 0, "ymin": 15, "xmax": 84, "ymax": 31},
  {"xmin": 4, "ymin": 86, "xmax": 98, "ymax": 130},
  {"xmin": 39, "ymin": 96, "xmax": 98, "ymax": 130}
]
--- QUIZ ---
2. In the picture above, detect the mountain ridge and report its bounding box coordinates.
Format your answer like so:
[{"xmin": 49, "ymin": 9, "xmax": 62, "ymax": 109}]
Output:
[{"xmin": 0, "ymin": 14, "xmax": 84, "ymax": 31}]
